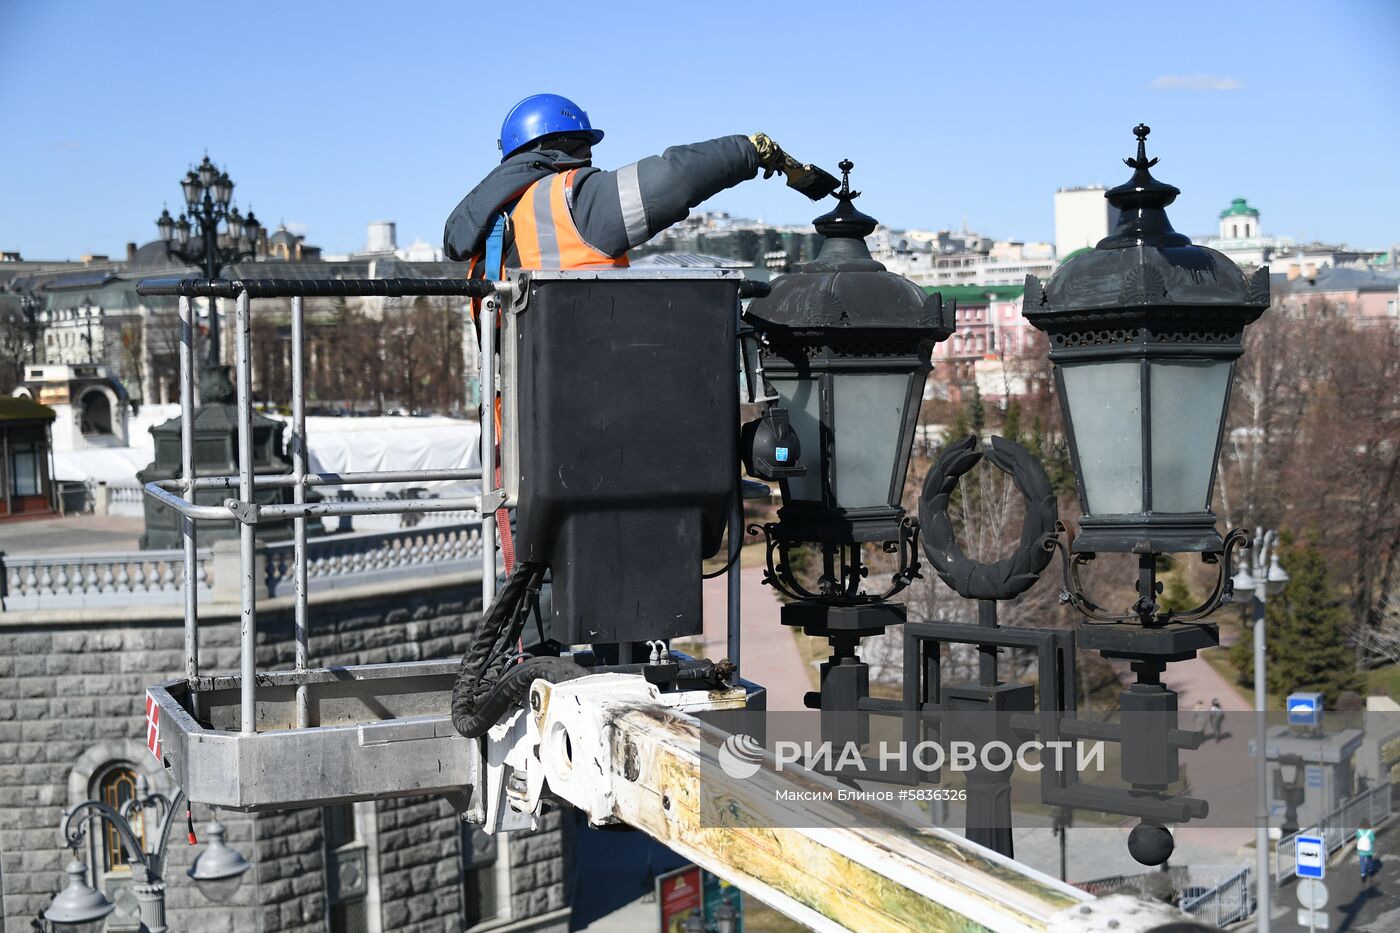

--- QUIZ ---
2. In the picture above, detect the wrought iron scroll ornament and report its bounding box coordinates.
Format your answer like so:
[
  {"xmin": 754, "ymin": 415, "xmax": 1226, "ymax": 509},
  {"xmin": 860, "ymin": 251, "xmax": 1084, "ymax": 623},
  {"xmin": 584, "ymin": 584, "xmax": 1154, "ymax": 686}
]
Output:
[
  {"xmin": 918, "ymin": 435, "xmax": 1058, "ymax": 601},
  {"xmin": 1047, "ymin": 526, "xmax": 1250, "ymax": 625},
  {"xmin": 747, "ymin": 517, "xmax": 922, "ymax": 604}
]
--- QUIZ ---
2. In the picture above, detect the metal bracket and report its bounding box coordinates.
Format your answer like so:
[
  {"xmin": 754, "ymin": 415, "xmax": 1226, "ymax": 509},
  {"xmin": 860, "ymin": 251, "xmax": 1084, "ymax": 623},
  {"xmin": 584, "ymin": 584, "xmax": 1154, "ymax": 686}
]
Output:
[
  {"xmin": 224, "ymin": 500, "xmax": 260, "ymax": 524},
  {"xmin": 480, "ymin": 488, "xmax": 508, "ymax": 513}
]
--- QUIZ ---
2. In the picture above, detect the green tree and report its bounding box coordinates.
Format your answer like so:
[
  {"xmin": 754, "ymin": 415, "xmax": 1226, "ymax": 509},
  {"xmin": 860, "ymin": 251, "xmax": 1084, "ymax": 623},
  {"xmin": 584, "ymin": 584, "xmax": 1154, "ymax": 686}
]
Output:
[
  {"xmin": 1266, "ymin": 537, "xmax": 1363, "ymax": 705},
  {"xmin": 1001, "ymin": 399, "xmax": 1022, "ymax": 445},
  {"xmin": 968, "ymin": 384, "xmax": 986, "ymax": 436},
  {"xmin": 1159, "ymin": 574, "xmax": 1194, "ymax": 614}
]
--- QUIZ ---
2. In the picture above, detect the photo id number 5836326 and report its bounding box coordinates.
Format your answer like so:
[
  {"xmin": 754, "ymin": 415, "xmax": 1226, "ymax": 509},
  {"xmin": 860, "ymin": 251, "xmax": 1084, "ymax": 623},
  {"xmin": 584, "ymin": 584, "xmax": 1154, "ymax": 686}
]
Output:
[{"xmin": 898, "ymin": 789, "xmax": 966, "ymax": 802}]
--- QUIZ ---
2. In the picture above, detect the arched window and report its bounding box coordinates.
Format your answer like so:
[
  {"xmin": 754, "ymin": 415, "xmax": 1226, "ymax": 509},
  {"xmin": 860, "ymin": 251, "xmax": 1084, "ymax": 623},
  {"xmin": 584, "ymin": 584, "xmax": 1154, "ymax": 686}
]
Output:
[
  {"xmin": 93, "ymin": 764, "xmax": 145, "ymax": 871},
  {"xmin": 80, "ymin": 390, "xmax": 113, "ymax": 435}
]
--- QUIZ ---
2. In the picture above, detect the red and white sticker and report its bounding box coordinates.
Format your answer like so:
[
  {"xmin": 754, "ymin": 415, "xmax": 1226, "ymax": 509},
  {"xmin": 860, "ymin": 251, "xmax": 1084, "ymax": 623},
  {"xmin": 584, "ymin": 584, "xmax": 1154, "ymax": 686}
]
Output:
[{"xmin": 144, "ymin": 691, "xmax": 162, "ymax": 761}]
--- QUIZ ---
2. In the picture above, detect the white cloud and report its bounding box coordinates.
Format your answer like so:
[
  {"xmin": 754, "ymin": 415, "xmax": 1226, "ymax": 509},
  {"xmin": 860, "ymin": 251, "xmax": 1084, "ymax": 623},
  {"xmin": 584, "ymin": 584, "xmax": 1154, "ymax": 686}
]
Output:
[{"xmin": 1149, "ymin": 74, "xmax": 1244, "ymax": 92}]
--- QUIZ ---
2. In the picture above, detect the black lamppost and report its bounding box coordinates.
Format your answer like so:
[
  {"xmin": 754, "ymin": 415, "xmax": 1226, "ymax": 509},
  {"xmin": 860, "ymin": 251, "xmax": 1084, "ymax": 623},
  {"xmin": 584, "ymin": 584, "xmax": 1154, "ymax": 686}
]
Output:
[
  {"xmin": 742, "ymin": 160, "xmax": 953, "ymax": 735},
  {"xmin": 79, "ymin": 299, "xmax": 103, "ymax": 365},
  {"xmin": 19, "ymin": 288, "xmax": 43, "ymax": 363},
  {"xmin": 41, "ymin": 781, "xmax": 250, "ymax": 932},
  {"xmin": 1274, "ymin": 754, "xmax": 1306, "ymax": 836},
  {"xmin": 154, "ymin": 155, "xmax": 262, "ymax": 373},
  {"xmin": 1024, "ymin": 123, "xmax": 1270, "ymax": 864}
]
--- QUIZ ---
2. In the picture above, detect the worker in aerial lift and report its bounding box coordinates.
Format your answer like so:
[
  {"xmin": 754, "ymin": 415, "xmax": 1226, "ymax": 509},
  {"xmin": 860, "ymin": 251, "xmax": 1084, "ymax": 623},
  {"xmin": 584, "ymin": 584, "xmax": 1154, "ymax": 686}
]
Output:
[
  {"xmin": 441, "ymin": 92, "xmax": 834, "ymax": 596},
  {"xmin": 442, "ymin": 92, "xmax": 835, "ymax": 274}
]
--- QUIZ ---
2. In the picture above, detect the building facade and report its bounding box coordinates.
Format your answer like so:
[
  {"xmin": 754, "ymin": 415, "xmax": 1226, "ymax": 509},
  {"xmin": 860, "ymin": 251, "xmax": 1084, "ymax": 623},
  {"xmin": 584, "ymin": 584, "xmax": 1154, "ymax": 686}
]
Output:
[
  {"xmin": 0, "ymin": 572, "xmax": 571, "ymax": 933},
  {"xmin": 1053, "ymin": 186, "xmax": 1119, "ymax": 260},
  {"xmin": 925, "ymin": 284, "xmax": 1043, "ymax": 406}
]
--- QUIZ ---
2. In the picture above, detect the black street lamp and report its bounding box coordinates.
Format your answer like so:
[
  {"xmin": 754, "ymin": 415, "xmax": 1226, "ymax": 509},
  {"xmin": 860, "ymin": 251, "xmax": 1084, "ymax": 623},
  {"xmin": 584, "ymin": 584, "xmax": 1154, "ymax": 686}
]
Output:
[
  {"xmin": 18, "ymin": 287, "xmax": 43, "ymax": 363},
  {"xmin": 79, "ymin": 299, "xmax": 103, "ymax": 365},
  {"xmin": 743, "ymin": 161, "xmax": 953, "ymax": 635},
  {"xmin": 1019, "ymin": 124, "xmax": 1270, "ymax": 865},
  {"xmin": 1024, "ymin": 125, "xmax": 1270, "ymax": 565},
  {"xmin": 42, "ymin": 781, "xmax": 250, "ymax": 932},
  {"xmin": 154, "ymin": 155, "xmax": 262, "ymax": 374},
  {"xmin": 742, "ymin": 160, "xmax": 953, "ymax": 744}
]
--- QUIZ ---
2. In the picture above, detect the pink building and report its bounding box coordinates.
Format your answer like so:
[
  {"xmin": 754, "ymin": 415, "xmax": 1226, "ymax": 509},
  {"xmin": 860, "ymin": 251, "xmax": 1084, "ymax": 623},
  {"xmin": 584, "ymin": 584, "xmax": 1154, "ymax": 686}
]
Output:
[
  {"xmin": 925, "ymin": 285, "xmax": 1042, "ymax": 405},
  {"xmin": 1271, "ymin": 267, "xmax": 1400, "ymax": 325}
]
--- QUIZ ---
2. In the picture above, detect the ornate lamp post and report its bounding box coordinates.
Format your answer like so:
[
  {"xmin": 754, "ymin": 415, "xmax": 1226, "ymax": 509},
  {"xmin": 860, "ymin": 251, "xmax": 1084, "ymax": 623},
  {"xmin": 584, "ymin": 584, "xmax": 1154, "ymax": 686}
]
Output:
[
  {"xmin": 1022, "ymin": 122, "xmax": 1270, "ymax": 863},
  {"xmin": 154, "ymin": 155, "xmax": 262, "ymax": 377},
  {"xmin": 41, "ymin": 781, "xmax": 250, "ymax": 932},
  {"xmin": 742, "ymin": 160, "xmax": 953, "ymax": 733},
  {"xmin": 1233, "ymin": 527, "xmax": 1289, "ymax": 932},
  {"xmin": 18, "ymin": 287, "xmax": 43, "ymax": 363},
  {"xmin": 78, "ymin": 299, "xmax": 103, "ymax": 365}
]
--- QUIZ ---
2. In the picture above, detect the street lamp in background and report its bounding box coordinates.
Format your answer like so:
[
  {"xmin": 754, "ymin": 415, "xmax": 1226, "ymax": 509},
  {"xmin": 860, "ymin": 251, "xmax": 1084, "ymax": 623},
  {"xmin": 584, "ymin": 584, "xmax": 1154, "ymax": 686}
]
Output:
[
  {"xmin": 154, "ymin": 155, "xmax": 262, "ymax": 382},
  {"xmin": 41, "ymin": 780, "xmax": 250, "ymax": 932},
  {"xmin": 18, "ymin": 287, "xmax": 43, "ymax": 363},
  {"xmin": 78, "ymin": 299, "xmax": 103, "ymax": 365},
  {"xmin": 1233, "ymin": 527, "xmax": 1289, "ymax": 933}
]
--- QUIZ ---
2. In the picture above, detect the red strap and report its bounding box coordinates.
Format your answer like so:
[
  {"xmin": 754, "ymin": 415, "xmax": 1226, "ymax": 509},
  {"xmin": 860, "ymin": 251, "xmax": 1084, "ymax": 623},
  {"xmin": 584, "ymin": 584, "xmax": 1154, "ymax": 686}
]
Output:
[{"xmin": 495, "ymin": 465, "xmax": 515, "ymax": 575}]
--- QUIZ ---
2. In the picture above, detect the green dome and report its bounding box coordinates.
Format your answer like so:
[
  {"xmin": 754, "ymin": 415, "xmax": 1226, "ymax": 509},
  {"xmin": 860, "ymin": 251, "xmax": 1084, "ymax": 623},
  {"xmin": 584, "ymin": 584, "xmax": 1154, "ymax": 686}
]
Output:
[{"xmin": 1219, "ymin": 197, "xmax": 1259, "ymax": 219}]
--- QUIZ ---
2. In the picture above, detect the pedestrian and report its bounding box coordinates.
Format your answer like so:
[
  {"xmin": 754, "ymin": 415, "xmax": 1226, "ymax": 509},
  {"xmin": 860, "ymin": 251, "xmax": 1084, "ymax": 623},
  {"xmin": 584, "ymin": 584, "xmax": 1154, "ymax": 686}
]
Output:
[
  {"xmin": 1193, "ymin": 699, "xmax": 1206, "ymax": 733},
  {"xmin": 1209, "ymin": 698, "xmax": 1225, "ymax": 742},
  {"xmin": 1357, "ymin": 818, "xmax": 1377, "ymax": 882}
]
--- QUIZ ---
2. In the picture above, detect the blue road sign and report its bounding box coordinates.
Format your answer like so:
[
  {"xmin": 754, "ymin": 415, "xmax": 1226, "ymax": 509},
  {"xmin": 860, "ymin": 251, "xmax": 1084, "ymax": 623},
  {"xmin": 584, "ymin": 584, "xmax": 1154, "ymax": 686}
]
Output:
[
  {"xmin": 1288, "ymin": 692, "xmax": 1323, "ymax": 727},
  {"xmin": 1296, "ymin": 835, "xmax": 1326, "ymax": 879}
]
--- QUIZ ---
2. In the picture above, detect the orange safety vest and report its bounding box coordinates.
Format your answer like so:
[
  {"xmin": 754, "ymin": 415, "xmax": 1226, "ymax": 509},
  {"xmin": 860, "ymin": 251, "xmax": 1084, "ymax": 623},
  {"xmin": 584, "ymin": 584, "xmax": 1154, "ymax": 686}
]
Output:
[
  {"xmin": 512, "ymin": 169, "xmax": 631, "ymax": 271},
  {"xmin": 469, "ymin": 168, "xmax": 630, "ymax": 279},
  {"xmin": 470, "ymin": 169, "xmax": 628, "ymax": 574}
]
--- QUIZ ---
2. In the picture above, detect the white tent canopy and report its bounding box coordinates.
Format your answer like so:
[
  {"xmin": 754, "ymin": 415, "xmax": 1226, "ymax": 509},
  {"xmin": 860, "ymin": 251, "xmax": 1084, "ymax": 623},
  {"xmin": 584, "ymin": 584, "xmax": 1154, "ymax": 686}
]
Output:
[{"xmin": 54, "ymin": 411, "xmax": 482, "ymax": 499}]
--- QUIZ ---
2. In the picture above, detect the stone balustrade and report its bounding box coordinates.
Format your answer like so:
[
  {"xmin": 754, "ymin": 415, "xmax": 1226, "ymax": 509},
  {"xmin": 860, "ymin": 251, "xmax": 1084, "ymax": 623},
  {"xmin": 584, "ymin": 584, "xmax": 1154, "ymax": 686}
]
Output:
[
  {"xmin": 264, "ymin": 522, "xmax": 484, "ymax": 597},
  {"xmin": 1, "ymin": 520, "xmax": 483, "ymax": 611},
  {"xmin": 1, "ymin": 549, "xmax": 212, "ymax": 611}
]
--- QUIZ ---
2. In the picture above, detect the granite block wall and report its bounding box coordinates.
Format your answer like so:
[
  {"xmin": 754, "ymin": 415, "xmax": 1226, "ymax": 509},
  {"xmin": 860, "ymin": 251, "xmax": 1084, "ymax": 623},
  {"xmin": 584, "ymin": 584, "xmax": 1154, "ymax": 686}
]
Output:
[{"xmin": 0, "ymin": 575, "xmax": 570, "ymax": 932}]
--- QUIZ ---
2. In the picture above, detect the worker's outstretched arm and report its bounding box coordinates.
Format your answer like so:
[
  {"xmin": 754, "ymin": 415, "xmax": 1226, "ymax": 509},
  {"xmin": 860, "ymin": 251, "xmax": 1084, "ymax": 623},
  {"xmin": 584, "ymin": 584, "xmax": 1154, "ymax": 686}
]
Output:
[{"xmin": 569, "ymin": 135, "xmax": 761, "ymax": 256}]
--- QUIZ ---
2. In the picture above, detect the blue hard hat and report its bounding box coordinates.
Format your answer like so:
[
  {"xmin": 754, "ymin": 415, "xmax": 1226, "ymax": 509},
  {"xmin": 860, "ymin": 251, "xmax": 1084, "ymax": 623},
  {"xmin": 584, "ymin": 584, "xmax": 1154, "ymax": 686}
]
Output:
[{"xmin": 498, "ymin": 93, "xmax": 605, "ymax": 161}]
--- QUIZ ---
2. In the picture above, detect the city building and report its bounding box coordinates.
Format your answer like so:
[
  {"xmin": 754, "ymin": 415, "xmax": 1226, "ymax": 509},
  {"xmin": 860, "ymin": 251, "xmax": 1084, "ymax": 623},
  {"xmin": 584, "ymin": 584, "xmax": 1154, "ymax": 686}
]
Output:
[
  {"xmin": 0, "ymin": 224, "xmax": 467, "ymax": 408},
  {"xmin": 1054, "ymin": 186, "xmax": 1119, "ymax": 260},
  {"xmin": 925, "ymin": 284, "xmax": 1043, "ymax": 405},
  {"xmin": 1272, "ymin": 265, "xmax": 1400, "ymax": 325},
  {"xmin": 1195, "ymin": 197, "xmax": 1292, "ymax": 268},
  {"xmin": 0, "ymin": 395, "xmax": 57, "ymax": 519},
  {"xmin": 12, "ymin": 363, "xmax": 131, "ymax": 452}
]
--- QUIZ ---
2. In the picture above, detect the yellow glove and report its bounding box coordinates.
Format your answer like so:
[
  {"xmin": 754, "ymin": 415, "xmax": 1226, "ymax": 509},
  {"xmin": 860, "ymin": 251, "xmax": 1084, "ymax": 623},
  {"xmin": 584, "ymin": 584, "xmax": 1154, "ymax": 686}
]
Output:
[{"xmin": 749, "ymin": 132, "xmax": 785, "ymax": 178}]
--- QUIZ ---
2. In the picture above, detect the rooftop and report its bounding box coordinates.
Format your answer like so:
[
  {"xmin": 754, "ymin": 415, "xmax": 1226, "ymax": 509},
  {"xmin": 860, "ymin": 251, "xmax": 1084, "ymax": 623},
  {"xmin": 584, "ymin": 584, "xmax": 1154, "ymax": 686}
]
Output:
[
  {"xmin": 924, "ymin": 284, "xmax": 1026, "ymax": 303},
  {"xmin": 0, "ymin": 397, "xmax": 56, "ymax": 422},
  {"xmin": 1220, "ymin": 198, "xmax": 1259, "ymax": 219}
]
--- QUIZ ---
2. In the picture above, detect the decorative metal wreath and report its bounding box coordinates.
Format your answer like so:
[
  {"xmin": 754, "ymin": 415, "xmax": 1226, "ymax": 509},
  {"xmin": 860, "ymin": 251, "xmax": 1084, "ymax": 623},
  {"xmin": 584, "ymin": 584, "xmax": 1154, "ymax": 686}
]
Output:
[{"xmin": 918, "ymin": 435, "xmax": 1059, "ymax": 601}]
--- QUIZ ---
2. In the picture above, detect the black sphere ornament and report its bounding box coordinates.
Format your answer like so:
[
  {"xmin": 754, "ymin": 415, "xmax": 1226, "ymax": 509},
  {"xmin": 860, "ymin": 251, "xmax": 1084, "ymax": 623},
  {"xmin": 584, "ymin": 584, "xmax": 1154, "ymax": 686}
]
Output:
[{"xmin": 1127, "ymin": 820, "xmax": 1174, "ymax": 866}]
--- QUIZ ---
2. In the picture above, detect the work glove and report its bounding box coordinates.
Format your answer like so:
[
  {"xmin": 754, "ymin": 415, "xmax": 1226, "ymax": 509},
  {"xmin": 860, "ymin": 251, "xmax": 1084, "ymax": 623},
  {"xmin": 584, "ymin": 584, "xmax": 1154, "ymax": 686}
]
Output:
[
  {"xmin": 749, "ymin": 132, "xmax": 841, "ymax": 200},
  {"xmin": 749, "ymin": 132, "xmax": 785, "ymax": 178}
]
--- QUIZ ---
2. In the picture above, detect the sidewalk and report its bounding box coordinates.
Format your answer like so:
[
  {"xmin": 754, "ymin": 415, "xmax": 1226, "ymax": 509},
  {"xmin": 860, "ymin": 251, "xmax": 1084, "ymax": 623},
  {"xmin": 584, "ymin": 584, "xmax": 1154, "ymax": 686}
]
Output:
[
  {"xmin": 699, "ymin": 562, "xmax": 810, "ymax": 711},
  {"xmin": 0, "ymin": 513, "xmax": 144, "ymax": 554},
  {"xmin": 1246, "ymin": 821, "xmax": 1400, "ymax": 932}
]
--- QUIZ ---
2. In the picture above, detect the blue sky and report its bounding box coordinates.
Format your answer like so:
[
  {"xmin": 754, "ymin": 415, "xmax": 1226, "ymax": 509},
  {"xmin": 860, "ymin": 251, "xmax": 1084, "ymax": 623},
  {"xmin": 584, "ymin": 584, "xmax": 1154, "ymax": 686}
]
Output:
[{"xmin": 2, "ymin": 0, "xmax": 1397, "ymax": 260}]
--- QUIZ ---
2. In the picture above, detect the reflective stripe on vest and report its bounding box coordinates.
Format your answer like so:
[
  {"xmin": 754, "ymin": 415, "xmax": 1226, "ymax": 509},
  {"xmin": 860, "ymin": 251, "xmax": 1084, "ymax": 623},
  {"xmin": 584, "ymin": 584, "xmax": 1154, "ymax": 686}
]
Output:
[{"xmin": 512, "ymin": 170, "xmax": 629, "ymax": 270}]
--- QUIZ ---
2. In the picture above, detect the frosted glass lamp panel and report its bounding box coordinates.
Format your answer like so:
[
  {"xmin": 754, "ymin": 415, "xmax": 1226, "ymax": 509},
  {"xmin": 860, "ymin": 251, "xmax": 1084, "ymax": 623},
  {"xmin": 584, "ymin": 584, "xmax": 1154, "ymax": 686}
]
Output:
[
  {"xmin": 832, "ymin": 373, "xmax": 909, "ymax": 509},
  {"xmin": 1061, "ymin": 361, "xmax": 1143, "ymax": 515},
  {"xmin": 1149, "ymin": 360, "xmax": 1232, "ymax": 513},
  {"xmin": 773, "ymin": 377, "xmax": 823, "ymax": 502}
]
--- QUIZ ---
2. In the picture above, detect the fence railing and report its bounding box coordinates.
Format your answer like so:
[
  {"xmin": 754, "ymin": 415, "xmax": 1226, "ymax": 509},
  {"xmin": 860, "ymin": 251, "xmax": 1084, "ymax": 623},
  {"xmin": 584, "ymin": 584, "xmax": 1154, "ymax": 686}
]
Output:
[
  {"xmin": 1075, "ymin": 865, "xmax": 1188, "ymax": 899},
  {"xmin": 1181, "ymin": 865, "xmax": 1254, "ymax": 928},
  {"xmin": 1276, "ymin": 780, "xmax": 1393, "ymax": 884},
  {"xmin": 0, "ymin": 519, "xmax": 483, "ymax": 611},
  {"xmin": 1, "ymin": 548, "xmax": 213, "ymax": 611},
  {"xmin": 264, "ymin": 522, "xmax": 483, "ymax": 596}
]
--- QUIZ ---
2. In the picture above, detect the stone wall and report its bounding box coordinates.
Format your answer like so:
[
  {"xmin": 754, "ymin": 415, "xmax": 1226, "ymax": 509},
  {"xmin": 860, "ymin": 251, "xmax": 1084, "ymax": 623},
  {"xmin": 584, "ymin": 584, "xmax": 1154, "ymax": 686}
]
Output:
[{"xmin": 0, "ymin": 574, "xmax": 570, "ymax": 932}]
